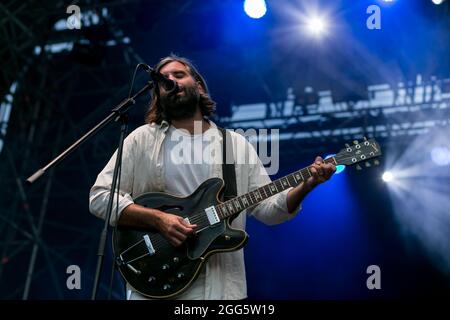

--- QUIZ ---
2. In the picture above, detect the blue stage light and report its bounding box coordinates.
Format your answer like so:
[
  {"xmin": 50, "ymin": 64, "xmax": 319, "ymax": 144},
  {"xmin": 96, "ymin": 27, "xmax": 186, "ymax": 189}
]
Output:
[
  {"xmin": 306, "ymin": 15, "xmax": 328, "ymax": 37},
  {"xmin": 431, "ymin": 0, "xmax": 444, "ymax": 5},
  {"xmin": 325, "ymin": 154, "xmax": 345, "ymax": 174},
  {"xmin": 431, "ymin": 147, "xmax": 450, "ymax": 166},
  {"xmin": 243, "ymin": 0, "xmax": 267, "ymax": 19},
  {"xmin": 382, "ymin": 171, "xmax": 394, "ymax": 182}
]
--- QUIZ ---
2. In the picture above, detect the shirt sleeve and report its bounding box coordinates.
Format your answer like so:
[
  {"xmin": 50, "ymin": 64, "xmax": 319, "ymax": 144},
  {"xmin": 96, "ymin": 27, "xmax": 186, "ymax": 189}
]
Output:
[
  {"xmin": 89, "ymin": 132, "xmax": 136, "ymax": 226},
  {"xmin": 244, "ymin": 138, "xmax": 302, "ymax": 225}
]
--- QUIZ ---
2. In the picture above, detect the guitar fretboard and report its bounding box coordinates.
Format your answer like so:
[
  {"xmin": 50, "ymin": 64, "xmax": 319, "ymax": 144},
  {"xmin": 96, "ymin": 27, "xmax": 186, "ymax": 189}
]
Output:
[{"xmin": 215, "ymin": 157, "xmax": 337, "ymax": 219}]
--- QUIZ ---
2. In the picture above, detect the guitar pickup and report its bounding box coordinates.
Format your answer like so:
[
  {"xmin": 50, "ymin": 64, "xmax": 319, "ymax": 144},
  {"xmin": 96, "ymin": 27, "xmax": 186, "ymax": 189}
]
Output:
[
  {"xmin": 204, "ymin": 206, "xmax": 220, "ymax": 225},
  {"xmin": 143, "ymin": 234, "xmax": 156, "ymax": 256}
]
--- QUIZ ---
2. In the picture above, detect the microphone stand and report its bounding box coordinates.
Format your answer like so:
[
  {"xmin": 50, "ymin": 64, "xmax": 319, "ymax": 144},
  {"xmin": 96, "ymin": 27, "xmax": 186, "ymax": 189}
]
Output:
[{"xmin": 26, "ymin": 80, "xmax": 155, "ymax": 300}]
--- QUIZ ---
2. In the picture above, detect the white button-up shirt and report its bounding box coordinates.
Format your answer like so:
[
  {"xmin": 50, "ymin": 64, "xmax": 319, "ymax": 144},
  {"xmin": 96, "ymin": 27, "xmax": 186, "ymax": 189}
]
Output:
[{"xmin": 89, "ymin": 120, "xmax": 301, "ymax": 300}]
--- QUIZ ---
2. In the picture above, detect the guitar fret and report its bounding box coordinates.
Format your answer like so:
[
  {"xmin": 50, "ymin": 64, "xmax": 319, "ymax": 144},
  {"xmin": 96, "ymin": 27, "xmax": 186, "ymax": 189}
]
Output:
[
  {"xmin": 239, "ymin": 196, "xmax": 246, "ymax": 208},
  {"xmin": 221, "ymin": 204, "xmax": 227, "ymax": 218},
  {"xmin": 233, "ymin": 198, "xmax": 242, "ymax": 210},
  {"xmin": 242, "ymin": 195, "xmax": 249, "ymax": 207},
  {"xmin": 300, "ymin": 168, "xmax": 308, "ymax": 179},
  {"xmin": 246, "ymin": 193, "xmax": 253, "ymax": 205},
  {"xmin": 281, "ymin": 177, "xmax": 290, "ymax": 188},
  {"xmin": 227, "ymin": 201, "xmax": 235, "ymax": 214},
  {"xmin": 299, "ymin": 170, "xmax": 304, "ymax": 181},
  {"xmin": 274, "ymin": 182, "xmax": 279, "ymax": 192},
  {"xmin": 267, "ymin": 185, "xmax": 272, "ymax": 196},
  {"xmin": 276, "ymin": 180, "xmax": 283, "ymax": 191},
  {"xmin": 287, "ymin": 175, "xmax": 296, "ymax": 187},
  {"xmin": 261, "ymin": 186, "xmax": 268, "ymax": 198},
  {"xmin": 269, "ymin": 183, "xmax": 277, "ymax": 193},
  {"xmin": 215, "ymin": 205, "xmax": 223, "ymax": 219},
  {"xmin": 221, "ymin": 204, "xmax": 229, "ymax": 216}
]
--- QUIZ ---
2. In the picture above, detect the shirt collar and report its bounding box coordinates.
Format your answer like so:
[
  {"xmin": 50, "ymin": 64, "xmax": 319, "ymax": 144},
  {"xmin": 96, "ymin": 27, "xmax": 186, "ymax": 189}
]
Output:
[{"xmin": 158, "ymin": 118, "xmax": 215, "ymax": 132}]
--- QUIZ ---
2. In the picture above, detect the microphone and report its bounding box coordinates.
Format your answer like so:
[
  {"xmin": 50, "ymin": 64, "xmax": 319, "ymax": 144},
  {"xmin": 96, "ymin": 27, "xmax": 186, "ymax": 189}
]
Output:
[{"xmin": 141, "ymin": 64, "xmax": 179, "ymax": 94}]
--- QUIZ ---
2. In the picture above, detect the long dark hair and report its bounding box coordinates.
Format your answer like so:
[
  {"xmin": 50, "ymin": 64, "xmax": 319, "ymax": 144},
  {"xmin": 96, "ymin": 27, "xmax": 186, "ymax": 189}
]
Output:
[{"xmin": 145, "ymin": 55, "xmax": 216, "ymax": 124}]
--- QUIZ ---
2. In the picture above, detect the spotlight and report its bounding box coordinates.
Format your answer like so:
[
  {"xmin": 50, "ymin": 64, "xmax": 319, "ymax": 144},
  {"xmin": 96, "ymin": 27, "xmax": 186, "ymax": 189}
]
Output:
[
  {"xmin": 431, "ymin": 0, "xmax": 444, "ymax": 5},
  {"xmin": 243, "ymin": 0, "xmax": 267, "ymax": 19},
  {"xmin": 431, "ymin": 147, "xmax": 450, "ymax": 166},
  {"xmin": 325, "ymin": 154, "xmax": 345, "ymax": 174},
  {"xmin": 382, "ymin": 171, "xmax": 394, "ymax": 182},
  {"xmin": 306, "ymin": 16, "xmax": 327, "ymax": 37}
]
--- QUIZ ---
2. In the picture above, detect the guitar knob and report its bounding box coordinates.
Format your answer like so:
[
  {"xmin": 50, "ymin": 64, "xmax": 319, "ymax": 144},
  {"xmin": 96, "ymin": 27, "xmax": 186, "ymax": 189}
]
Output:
[
  {"xmin": 173, "ymin": 257, "xmax": 179, "ymax": 263},
  {"xmin": 176, "ymin": 272, "xmax": 184, "ymax": 279},
  {"xmin": 162, "ymin": 264, "xmax": 170, "ymax": 270},
  {"xmin": 163, "ymin": 284, "xmax": 171, "ymax": 291},
  {"xmin": 148, "ymin": 276, "xmax": 156, "ymax": 283}
]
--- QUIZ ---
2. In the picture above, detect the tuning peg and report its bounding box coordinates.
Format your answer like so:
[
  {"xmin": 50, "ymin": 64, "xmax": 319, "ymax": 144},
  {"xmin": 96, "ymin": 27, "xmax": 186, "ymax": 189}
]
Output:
[
  {"xmin": 345, "ymin": 143, "xmax": 350, "ymax": 148},
  {"xmin": 353, "ymin": 140, "xmax": 359, "ymax": 145},
  {"xmin": 374, "ymin": 159, "xmax": 380, "ymax": 166},
  {"xmin": 365, "ymin": 161, "xmax": 371, "ymax": 167},
  {"xmin": 356, "ymin": 164, "xmax": 362, "ymax": 170},
  {"xmin": 363, "ymin": 136, "xmax": 368, "ymax": 141}
]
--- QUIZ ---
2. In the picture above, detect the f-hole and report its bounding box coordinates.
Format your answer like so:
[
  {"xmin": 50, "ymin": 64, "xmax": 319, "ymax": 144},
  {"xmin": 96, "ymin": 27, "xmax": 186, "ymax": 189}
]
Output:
[{"xmin": 154, "ymin": 204, "xmax": 184, "ymax": 213}]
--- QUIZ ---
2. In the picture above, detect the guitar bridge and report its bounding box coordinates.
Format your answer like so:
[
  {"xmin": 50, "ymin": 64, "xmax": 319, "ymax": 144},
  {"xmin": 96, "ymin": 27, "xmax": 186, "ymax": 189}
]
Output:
[
  {"xmin": 204, "ymin": 206, "xmax": 220, "ymax": 225},
  {"xmin": 143, "ymin": 234, "xmax": 156, "ymax": 256}
]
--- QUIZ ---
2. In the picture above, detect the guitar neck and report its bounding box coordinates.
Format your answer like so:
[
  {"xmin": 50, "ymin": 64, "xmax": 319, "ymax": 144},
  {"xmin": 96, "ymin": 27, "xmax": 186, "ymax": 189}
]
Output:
[{"xmin": 214, "ymin": 157, "xmax": 337, "ymax": 219}]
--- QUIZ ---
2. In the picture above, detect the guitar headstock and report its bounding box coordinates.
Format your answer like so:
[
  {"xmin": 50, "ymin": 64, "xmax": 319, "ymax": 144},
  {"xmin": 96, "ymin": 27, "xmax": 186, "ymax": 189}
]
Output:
[{"xmin": 334, "ymin": 138, "xmax": 382, "ymax": 169}]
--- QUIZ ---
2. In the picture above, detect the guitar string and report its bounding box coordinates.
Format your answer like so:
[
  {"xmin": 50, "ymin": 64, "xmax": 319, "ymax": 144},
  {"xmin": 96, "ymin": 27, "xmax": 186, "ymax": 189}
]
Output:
[
  {"xmin": 119, "ymin": 181, "xmax": 291, "ymax": 265},
  {"xmin": 119, "ymin": 153, "xmax": 379, "ymax": 272},
  {"xmin": 120, "ymin": 166, "xmax": 314, "ymax": 261},
  {"xmin": 119, "ymin": 155, "xmax": 378, "ymax": 264}
]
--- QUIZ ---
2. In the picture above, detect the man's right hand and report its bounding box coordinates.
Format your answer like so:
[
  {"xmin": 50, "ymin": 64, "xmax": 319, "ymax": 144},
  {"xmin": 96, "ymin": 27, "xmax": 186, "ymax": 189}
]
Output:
[
  {"xmin": 156, "ymin": 213, "xmax": 197, "ymax": 247},
  {"xmin": 119, "ymin": 204, "xmax": 197, "ymax": 247}
]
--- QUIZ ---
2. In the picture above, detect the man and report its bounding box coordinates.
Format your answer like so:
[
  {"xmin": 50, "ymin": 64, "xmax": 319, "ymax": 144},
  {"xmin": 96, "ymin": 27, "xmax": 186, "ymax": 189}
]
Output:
[{"xmin": 89, "ymin": 55, "xmax": 335, "ymax": 300}]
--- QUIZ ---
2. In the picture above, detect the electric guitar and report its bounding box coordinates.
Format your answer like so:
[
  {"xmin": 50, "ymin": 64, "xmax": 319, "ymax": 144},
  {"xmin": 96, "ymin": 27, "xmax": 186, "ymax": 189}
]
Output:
[{"xmin": 113, "ymin": 138, "xmax": 382, "ymax": 299}]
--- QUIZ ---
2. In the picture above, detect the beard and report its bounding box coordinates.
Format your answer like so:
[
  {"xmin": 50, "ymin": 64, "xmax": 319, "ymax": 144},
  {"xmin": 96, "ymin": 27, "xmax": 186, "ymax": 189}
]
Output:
[{"xmin": 160, "ymin": 85, "xmax": 200, "ymax": 121}]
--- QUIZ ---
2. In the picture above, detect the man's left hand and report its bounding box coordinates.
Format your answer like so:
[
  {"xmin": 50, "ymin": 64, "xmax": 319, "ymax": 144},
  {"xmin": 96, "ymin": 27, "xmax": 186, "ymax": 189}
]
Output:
[{"xmin": 305, "ymin": 156, "xmax": 336, "ymax": 190}]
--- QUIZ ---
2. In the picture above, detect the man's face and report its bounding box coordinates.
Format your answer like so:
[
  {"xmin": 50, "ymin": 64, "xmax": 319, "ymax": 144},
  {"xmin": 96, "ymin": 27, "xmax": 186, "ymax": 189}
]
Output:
[{"xmin": 159, "ymin": 61, "xmax": 204, "ymax": 120}]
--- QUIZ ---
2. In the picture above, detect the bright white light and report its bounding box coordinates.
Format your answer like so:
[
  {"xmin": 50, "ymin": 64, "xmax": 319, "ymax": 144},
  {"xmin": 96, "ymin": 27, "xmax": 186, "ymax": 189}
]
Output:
[
  {"xmin": 306, "ymin": 16, "xmax": 327, "ymax": 37},
  {"xmin": 431, "ymin": 147, "xmax": 450, "ymax": 166},
  {"xmin": 384, "ymin": 128, "xmax": 450, "ymax": 277},
  {"xmin": 382, "ymin": 171, "xmax": 394, "ymax": 182},
  {"xmin": 432, "ymin": 0, "xmax": 444, "ymax": 5},
  {"xmin": 243, "ymin": 0, "xmax": 267, "ymax": 19}
]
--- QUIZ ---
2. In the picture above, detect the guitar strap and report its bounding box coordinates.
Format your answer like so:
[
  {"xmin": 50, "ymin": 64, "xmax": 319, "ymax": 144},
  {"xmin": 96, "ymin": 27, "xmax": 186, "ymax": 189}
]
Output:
[{"xmin": 218, "ymin": 126, "xmax": 237, "ymax": 201}]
